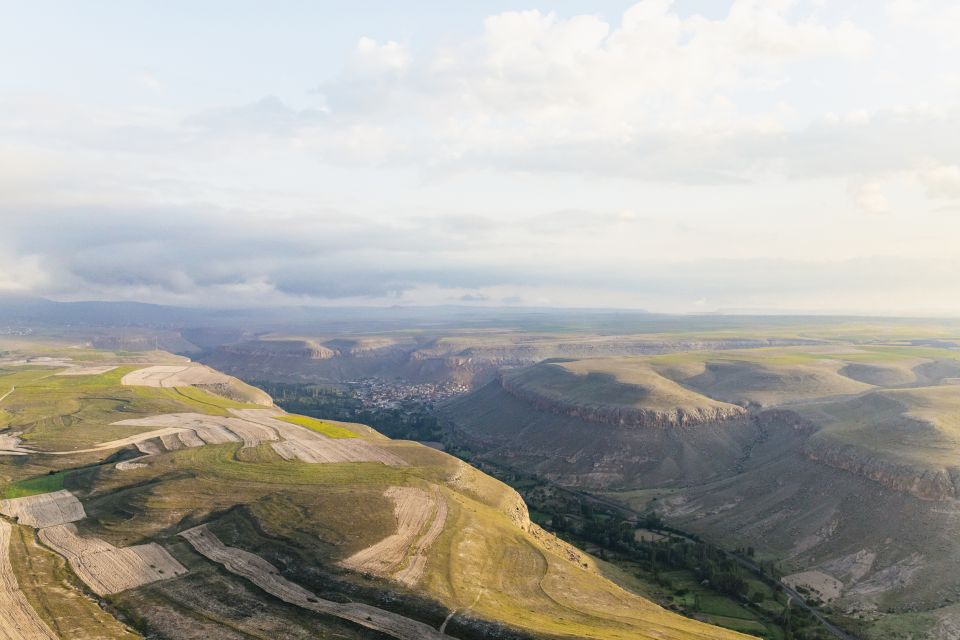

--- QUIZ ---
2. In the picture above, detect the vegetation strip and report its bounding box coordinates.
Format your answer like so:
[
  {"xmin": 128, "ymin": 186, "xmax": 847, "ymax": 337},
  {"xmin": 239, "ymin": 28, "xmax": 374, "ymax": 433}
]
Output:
[
  {"xmin": 179, "ymin": 524, "xmax": 451, "ymax": 640},
  {"xmin": 277, "ymin": 414, "xmax": 358, "ymax": 438}
]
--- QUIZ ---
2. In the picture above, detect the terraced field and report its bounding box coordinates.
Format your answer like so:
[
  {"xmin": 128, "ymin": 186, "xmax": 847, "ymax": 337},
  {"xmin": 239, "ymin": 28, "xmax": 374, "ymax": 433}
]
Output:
[{"xmin": 0, "ymin": 342, "xmax": 748, "ymax": 640}]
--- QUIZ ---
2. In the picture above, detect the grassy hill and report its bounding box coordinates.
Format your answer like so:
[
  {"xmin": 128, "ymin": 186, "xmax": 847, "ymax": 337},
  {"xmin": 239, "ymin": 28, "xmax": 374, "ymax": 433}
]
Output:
[
  {"xmin": 502, "ymin": 358, "xmax": 744, "ymax": 424},
  {"xmin": 0, "ymin": 341, "xmax": 749, "ymax": 640},
  {"xmin": 442, "ymin": 339, "xmax": 960, "ymax": 639}
]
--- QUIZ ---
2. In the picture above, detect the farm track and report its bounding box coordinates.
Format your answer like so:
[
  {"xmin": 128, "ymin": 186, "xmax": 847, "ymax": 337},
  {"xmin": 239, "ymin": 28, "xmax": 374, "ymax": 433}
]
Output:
[{"xmin": 180, "ymin": 525, "xmax": 451, "ymax": 640}]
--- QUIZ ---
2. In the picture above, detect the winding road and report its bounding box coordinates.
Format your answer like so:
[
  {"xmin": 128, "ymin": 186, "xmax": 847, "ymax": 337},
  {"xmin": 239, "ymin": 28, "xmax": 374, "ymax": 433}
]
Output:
[{"xmin": 0, "ymin": 386, "xmax": 14, "ymax": 403}]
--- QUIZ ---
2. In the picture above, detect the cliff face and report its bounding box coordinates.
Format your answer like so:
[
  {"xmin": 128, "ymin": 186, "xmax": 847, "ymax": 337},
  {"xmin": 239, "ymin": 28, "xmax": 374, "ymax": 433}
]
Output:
[
  {"xmin": 803, "ymin": 437, "xmax": 958, "ymax": 501},
  {"xmin": 499, "ymin": 372, "xmax": 746, "ymax": 428},
  {"xmin": 752, "ymin": 409, "xmax": 820, "ymax": 435},
  {"xmin": 203, "ymin": 335, "xmax": 826, "ymax": 391}
]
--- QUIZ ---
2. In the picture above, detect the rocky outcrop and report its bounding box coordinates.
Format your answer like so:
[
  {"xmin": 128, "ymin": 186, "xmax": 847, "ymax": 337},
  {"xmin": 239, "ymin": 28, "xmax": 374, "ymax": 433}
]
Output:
[
  {"xmin": 753, "ymin": 409, "xmax": 820, "ymax": 435},
  {"xmin": 803, "ymin": 437, "xmax": 958, "ymax": 501},
  {"xmin": 528, "ymin": 523, "xmax": 590, "ymax": 569},
  {"xmin": 499, "ymin": 372, "xmax": 745, "ymax": 428}
]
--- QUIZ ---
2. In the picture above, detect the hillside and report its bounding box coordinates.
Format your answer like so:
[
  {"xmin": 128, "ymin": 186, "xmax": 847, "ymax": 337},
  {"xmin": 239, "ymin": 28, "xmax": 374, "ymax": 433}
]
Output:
[
  {"xmin": 199, "ymin": 331, "xmax": 826, "ymax": 388},
  {"xmin": 0, "ymin": 341, "xmax": 749, "ymax": 640},
  {"xmin": 501, "ymin": 358, "xmax": 745, "ymax": 427},
  {"xmin": 442, "ymin": 342, "xmax": 960, "ymax": 638}
]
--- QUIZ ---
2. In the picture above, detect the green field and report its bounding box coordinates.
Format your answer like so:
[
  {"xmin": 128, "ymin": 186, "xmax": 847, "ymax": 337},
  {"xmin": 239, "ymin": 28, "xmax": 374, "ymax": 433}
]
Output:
[{"xmin": 278, "ymin": 414, "xmax": 359, "ymax": 438}]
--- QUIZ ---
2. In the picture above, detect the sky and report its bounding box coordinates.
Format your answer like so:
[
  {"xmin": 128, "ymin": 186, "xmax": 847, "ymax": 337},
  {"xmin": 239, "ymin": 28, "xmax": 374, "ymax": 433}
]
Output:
[{"xmin": 2, "ymin": 0, "xmax": 960, "ymax": 314}]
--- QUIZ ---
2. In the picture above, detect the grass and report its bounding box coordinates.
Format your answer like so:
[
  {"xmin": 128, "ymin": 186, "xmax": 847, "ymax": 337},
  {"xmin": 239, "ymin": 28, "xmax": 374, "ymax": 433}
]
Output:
[
  {"xmin": 503, "ymin": 358, "xmax": 739, "ymax": 414},
  {"xmin": 170, "ymin": 384, "xmax": 263, "ymax": 412},
  {"xmin": 0, "ymin": 365, "xmax": 268, "ymax": 451},
  {"xmin": 278, "ymin": 414, "xmax": 358, "ymax": 438},
  {"xmin": 3, "ymin": 470, "xmax": 67, "ymax": 498},
  {"xmin": 538, "ymin": 344, "xmax": 960, "ymax": 409},
  {"xmin": 801, "ymin": 383, "xmax": 960, "ymax": 470},
  {"xmin": 80, "ymin": 440, "xmax": 754, "ymax": 639},
  {"xmin": 501, "ymin": 342, "xmax": 956, "ymax": 413},
  {"xmin": 698, "ymin": 594, "xmax": 755, "ymax": 619},
  {"xmin": 1, "ymin": 344, "xmax": 760, "ymax": 640},
  {"xmin": 113, "ymin": 559, "xmax": 377, "ymax": 640}
]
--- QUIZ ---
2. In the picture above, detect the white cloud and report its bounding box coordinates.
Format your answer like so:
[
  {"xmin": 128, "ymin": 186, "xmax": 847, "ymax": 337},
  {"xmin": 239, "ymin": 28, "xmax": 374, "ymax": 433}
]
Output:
[
  {"xmin": 351, "ymin": 37, "xmax": 411, "ymax": 75},
  {"xmin": 0, "ymin": 248, "xmax": 47, "ymax": 293},
  {"xmin": 851, "ymin": 179, "xmax": 891, "ymax": 214},
  {"xmin": 2, "ymin": 2, "xmax": 960, "ymax": 312},
  {"xmin": 314, "ymin": 0, "xmax": 874, "ymax": 173},
  {"xmin": 918, "ymin": 163, "xmax": 960, "ymax": 199},
  {"xmin": 885, "ymin": 0, "xmax": 960, "ymax": 47},
  {"xmin": 133, "ymin": 71, "xmax": 162, "ymax": 93}
]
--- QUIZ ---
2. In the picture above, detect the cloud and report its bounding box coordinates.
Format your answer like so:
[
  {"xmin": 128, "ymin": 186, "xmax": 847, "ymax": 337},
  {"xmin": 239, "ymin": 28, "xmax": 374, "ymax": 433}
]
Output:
[
  {"xmin": 886, "ymin": 0, "xmax": 960, "ymax": 46},
  {"xmin": 521, "ymin": 208, "xmax": 647, "ymax": 233},
  {"xmin": 352, "ymin": 37, "xmax": 411, "ymax": 75},
  {"xmin": 1, "ymin": 2, "xmax": 959, "ymax": 314},
  {"xmin": 918, "ymin": 163, "xmax": 960, "ymax": 199},
  {"xmin": 0, "ymin": 204, "xmax": 546, "ymax": 304},
  {"xmin": 300, "ymin": 1, "xmax": 875, "ymax": 178},
  {"xmin": 851, "ymin": 180, "xmax": 891, "ymax": 214},
  {"xmin": 6, "ymin": 3, "xmax": 935, "ymax": 188},
  {"xmin": 184, "ymin": 96, "xmax": 325, "ymax": 137},
  {"xmin": 0, "ymin": 249, "xmax": 47, "ymax": 294},
  {"xmin": 1, "ymin": 200, "xmax": 958, "ymax": 313},
  {"xmin": 133, "ymin": 71, "xmax": 162, "ymax": 93}
]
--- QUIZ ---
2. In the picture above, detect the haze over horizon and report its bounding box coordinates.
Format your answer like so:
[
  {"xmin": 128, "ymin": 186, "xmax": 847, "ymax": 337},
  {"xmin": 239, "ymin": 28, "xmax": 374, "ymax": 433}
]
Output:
[{"xmin": 3, "ymin": 0, "xmax": 960, "ymax": 314}]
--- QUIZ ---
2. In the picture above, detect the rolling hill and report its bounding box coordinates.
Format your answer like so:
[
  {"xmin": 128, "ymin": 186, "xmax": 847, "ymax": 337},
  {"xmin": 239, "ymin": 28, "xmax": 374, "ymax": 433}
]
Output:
[
  {"xmin": 0, "ymin": 340, "xmax": 749, "ymax": 640},
  {"xmin": 441, "ymin": 341, "xmax": 960, "ymax": 639}
]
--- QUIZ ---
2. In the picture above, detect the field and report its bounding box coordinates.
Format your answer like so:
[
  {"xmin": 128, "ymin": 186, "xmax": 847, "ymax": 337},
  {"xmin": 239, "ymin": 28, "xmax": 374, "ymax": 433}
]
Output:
[
  {"xmin": 5, "ymin": 519, "xmax": 137, "ymax": 639},
  {"xmin": 0, "ymin": 341, "xmax": 751, "ymax": 640},
  {"xmin": 0, "ymin": 519, "xmax": 57, "ymax": 640}
]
